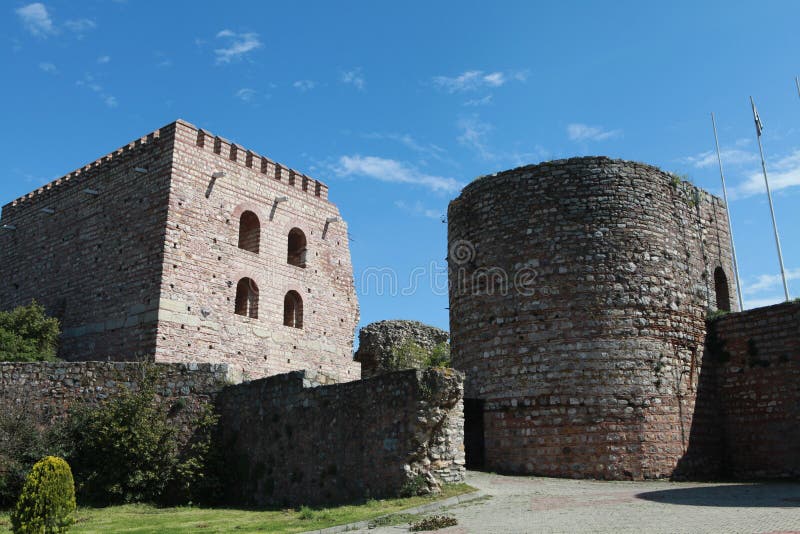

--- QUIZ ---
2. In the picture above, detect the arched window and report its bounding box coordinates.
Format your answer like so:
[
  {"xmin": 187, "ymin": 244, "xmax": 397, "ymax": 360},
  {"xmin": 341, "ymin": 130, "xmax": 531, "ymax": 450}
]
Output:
[
  {"xmin": 238, "ymin": 211, "xmax": 260, "ymax": 253},
  {"xmin": 714, "ymin": 267, "xmax": 731, "ymax": 312},
  {"xmin": 283, "ymin": 290, "xmax": 303, "ymax": 328},
  {"xmin": 287, "ymin": 228, "xmax": 307, "ymax": 267},
  {"xmin": 235, "ymin": 278, "xmax": 259, "ymax": 319}
]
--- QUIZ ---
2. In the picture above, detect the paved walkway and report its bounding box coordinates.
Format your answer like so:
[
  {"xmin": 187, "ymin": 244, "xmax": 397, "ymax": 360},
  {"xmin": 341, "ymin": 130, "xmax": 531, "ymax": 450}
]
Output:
[{"xmin": 356, "ymin": 471, "xmax": 800, "ymax": 534}]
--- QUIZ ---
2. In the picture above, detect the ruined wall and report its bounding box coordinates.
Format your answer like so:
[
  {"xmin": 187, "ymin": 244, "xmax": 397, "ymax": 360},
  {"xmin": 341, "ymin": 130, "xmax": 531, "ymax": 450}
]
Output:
[
  {"xmin": 685, "ymin": 302, "xmax": 800, "ymax": 479},
  {"xmin": 355, "ymin": 320, "xmax": 449, "ymax": 378},
  {"xmin": 0, "ymin": 126, "xmax": 175, "ymax": 361},
  {"xmin": 215, "ymin": 368, "xmax": 465, "ymax": 506},
  {"xmin": 155, "ymin": 120, "xmax": 360, "ymax": 381},
  {"xmin": 448, "ymin": 157, "xmax": 736, "ymax": 480}
]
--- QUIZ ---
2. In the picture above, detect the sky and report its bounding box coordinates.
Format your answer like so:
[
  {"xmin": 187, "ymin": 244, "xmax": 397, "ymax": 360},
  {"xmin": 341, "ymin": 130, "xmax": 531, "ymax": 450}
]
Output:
[{"xmin": 2, "ymin": 0, "xmax": 799, "ymax": 334}]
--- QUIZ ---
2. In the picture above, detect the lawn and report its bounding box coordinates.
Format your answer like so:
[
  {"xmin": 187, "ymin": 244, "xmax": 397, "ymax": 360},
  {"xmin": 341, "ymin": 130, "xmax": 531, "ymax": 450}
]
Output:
[{"xmin": 0, "ymin": 484, "xmax": 475, "ymax": 533}]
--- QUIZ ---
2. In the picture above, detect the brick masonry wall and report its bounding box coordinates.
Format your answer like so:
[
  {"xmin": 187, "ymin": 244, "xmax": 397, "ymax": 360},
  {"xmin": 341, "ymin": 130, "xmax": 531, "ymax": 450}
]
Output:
[
  {"xmin": 354, "ymin": 320, "xmax": 449, "ymax": 378},
  {"xmin": 0, "ymin": 120, "xmax": 361, "ymax": 382},
  {"xmin": 0, "ymin": 126, "xmax": 176, "ymax": 361},
  {"xmin": 155, "ymin": 120, "xmax": 360, "ymax": 381},
  {"xmin": 448, "ymin": 157, "xmax": 736, "ymax": 480},
  {"xmin": 215, "ymin": 368, "xmax": 465, "ymax": 506},
  {"xmin": 686, "ymin": 302, "xmax": 800, "ymax": 479}
]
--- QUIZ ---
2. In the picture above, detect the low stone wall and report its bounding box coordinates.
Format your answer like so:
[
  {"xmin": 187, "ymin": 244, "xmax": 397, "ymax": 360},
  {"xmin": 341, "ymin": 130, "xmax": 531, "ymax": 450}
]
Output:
[
  {"xmin": 681, "ymin": 302, "xmax": 800, "ymax": 479},
  {"xmin": 0, "ymin": 362, "xmax": 238, "ymax": 437},
  {"xmin": 0, "ymin": 361, "xmax": 465, "ymax": 505},
  {"xmin": 215, "ymin": 367, "xmax": 465, "ymax": 506}
]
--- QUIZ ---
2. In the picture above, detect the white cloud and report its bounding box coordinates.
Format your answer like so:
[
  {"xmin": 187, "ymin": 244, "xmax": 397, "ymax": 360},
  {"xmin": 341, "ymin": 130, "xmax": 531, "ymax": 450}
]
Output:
[
  {"xmin": 362, "ymin": 132, "xmax": 447, "ymax": 162},
  {"xmin": 744, "ymin": 268, "xmax": 800, "ymax": 295},
  {"xmin": 684, "ymin": 148, "xmax": 757, "ymax": 169},
  {"xmin": 464, "ymin": 95, "xmax": 493, "ymax": 107},
  {"xmin": 64, "ymin": 18, "xmax": 96, "ymax": 34},
  {"xmin": 733, "ymin": 150, "xmax": 800, "ymax": 198},
  {"xmin": 235, "ymin": 87, "xmax": 257, "ymax": 102},
  {"xmin": 566, "ymin": 123, "xmax": 622, "ymax": 142},
  {"xmin": 97, "ymin": 55, "xmax": 111, "ymax": 64},
  {"xmin": 38, "ymin": 62, "xmax": 57, "ymax": 73},
  {"xmin": 16, "ymin": 3, "xmax": 54, "ymax": 37},
  {"xmin": 457, "ymin": 116, "xmax": 494, "ymax": 159},
  {"xmin": 341, "ymin": 68, "xmax": 365, "ymax": 90},
  {"xmin": 433, "ymin": 70, "xmax": 509, "ymax": 93},
  {"xmin": 214, "ymin": 30, "xmax": 262, "ymax": 64},
  {"xmin": 293, "ymin": 80, "xmax": 316, "ymax": 92},
  {"xmin": 76, "ymin": 74, "xmax": 117, "ymax": 108},
  {"xmin": 394, "ymin": 200, "xmax": 442, "ymax": 220},
  {"xmin": 333, "ymin": 155, "xmax": 462, "ymax": 193}
]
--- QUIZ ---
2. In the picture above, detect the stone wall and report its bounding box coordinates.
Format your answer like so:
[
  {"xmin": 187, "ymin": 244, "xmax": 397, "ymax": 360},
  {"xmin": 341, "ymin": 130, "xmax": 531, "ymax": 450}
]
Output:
[
  {"xmin": 215, "ymin": 368, "xmax": 465, "ymax": 506},
  {"xmin": 0, "ymin": 362, "xmax": 237, "ymax": 441},
  {"xmin": 0, "ymin": 120, "xmax": 361, "ymax": 382},
  {"xmin": 448, "ymin": 157, "xmax": 736, "ymax": 480},
  {"xmin": 683, "ymin": 302, "xmax": 800, "ymax": 479},
  {"xmin": 355, "ymin": 320, "xmax": 449, "ymax": 378}
]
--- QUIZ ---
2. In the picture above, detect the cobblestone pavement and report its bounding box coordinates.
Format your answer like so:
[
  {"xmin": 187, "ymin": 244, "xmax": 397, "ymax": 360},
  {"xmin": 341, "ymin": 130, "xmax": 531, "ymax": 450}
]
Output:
[{"xmin": 355, "ymin": 471, "xmax": 800, "ymax": 534}]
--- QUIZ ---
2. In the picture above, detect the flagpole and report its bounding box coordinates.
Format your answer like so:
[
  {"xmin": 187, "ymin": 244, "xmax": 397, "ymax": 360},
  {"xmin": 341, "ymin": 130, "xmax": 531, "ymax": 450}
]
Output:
[
  {"xmin": 711, "ymin": 112, "xmax": 745, "ymax": 309},
  {"xmin": 750, "ymin": 96, "xmax": 790, "ymax": 301}
]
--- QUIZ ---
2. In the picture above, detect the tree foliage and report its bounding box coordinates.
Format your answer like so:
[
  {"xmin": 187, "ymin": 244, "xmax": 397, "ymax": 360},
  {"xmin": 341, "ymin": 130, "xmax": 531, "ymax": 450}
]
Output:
[
  {"xmin": 10, "ymin": 456, "xmax": 76, "ymax": 534},
  {"xmin": 0, "ymin": 301, "xmax": 61, "ymax": 362},
  {"xmin": 390, "ymin": 340, "xmax": 451, "ymax": 371}
]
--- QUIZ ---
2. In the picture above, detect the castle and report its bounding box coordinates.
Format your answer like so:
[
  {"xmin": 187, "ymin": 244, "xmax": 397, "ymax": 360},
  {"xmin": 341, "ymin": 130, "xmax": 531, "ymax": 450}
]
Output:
[{"xmin": 0, "ymin": 120, "xmax": 360, "ymax": 382}]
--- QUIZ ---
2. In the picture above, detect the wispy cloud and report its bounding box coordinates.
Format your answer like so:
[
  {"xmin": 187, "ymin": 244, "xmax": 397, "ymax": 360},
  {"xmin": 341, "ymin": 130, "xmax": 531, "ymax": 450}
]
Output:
[
  {"xmin": 457, "ymin": 115, "xmax": 494, "ymax": 159},
  {"xmin": 434, "ymin": 70, "xmax": 504, "ymax": 93},
  {"xmin": 744, "ymin": 267, "xmax": 800, "ymax": 295},
  {"xmin": 214, "ymin": 29, "xmax": 262, "ymax": 64},
  {"xmin": 333, "ymin": 155, "xmax": 462, "ymax": 193},
  {"xmin": 362, "ymin": 132, "xmax": 448, "ymax": 162},
  {"xmin": 733, "ymin": 149, "xmax": 800, "ymax": 198},
  {"xmin": 76, "ymin": 74, "xmax": 117, "ymax": 108},
  {"xmin": 16, "ymin": 3, "xmax": 54, "ymax": 37},
  {"xmin": 64, "ymin": 18, "xmax": 96, "ymax": 35},
  {"xmin": 234, "ymin": 87, "xmax": 257, "ymax": 103},
  {"xmin": 464, "ymin": 94, "xmax": 493, "ymax": 107},
  {"xmin": 684, "ymin": 148, "xmax": 757, "ymax": 169},
  {"xmin": 341, "ymin": 68, "xmax": 365, "ymax": 90},
  {"xmin": 566, "ymin": 123, "xmax": 622, "ymax": 142},
  {"xmin": 293, "ymin": 80, "xmax": 316, "ymax": 92},
  {"xmin": 395, "ymin": 200, "xmax": 442, "ymax": 220},
  {"xmin": 38, "ymin": 62, "xmax": 57, "ymax": 74},
  {"xmin": 97, "ymin": 55, "xmax": 111, "ymax": 64}
]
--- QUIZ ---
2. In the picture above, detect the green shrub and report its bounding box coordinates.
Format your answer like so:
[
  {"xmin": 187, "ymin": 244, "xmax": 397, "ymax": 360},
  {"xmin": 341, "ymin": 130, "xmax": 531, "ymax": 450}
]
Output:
[
  {"xmin": 10, "ymin": 456, "xmax": 76, "ymax": 534},
  {"xmin": 65, "ymin": 371, "xmax": 219, "ymax": 506},
  {"xmin": 0, "ymin": 301, "xmax": 61, "ymax": 362},
  {"xmin": 389, "ymin": 341, "xmax": 451, "ymax": 372}
]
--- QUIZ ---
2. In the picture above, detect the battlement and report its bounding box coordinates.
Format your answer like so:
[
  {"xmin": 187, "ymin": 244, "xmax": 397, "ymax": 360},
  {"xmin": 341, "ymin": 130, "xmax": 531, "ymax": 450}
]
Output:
[
  {"xmin": 1, "ymin": 119, "xmax": 330, "ymax": 221},
  {"xmin": 175, "ymin": 119, "xmax": 329, "ymax": 201},
  {"xmin": 1, "ymin": 126, "xmax": 169, "ymax": 220}
]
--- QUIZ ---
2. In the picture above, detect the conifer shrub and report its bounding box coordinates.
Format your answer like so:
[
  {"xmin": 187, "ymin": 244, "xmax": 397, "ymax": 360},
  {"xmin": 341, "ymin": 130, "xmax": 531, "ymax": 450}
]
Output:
[
  {"xmin": 0, "ymin": 301, "xmax": 61, "ymax": 362},
  {"xmin": 10, "ymin": 456, "xmax": 76, "ymax": 534}
]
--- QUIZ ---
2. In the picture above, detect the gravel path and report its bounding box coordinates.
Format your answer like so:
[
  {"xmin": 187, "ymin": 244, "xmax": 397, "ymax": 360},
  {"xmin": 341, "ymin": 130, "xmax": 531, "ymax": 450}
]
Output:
[{"xmin": 354, "ymin": 471, "xmax": 800, "ymax": 534}]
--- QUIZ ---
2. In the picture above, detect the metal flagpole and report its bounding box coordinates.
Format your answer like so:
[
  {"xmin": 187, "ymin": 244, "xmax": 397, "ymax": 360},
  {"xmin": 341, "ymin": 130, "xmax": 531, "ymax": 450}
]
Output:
[
  {"xmin": 750, "ymin": 96, "xmax": 790, "ymax": 301},
  {"xmin": 711, "ymin": 112, "xmax": 745, "ymax": 309}
]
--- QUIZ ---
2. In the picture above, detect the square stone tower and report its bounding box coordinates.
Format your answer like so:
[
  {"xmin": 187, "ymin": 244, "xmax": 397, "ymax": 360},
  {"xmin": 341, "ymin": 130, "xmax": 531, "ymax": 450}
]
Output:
[{"xmin": 0, "ymin": 120, "xmax": 360, "ymax": 381}]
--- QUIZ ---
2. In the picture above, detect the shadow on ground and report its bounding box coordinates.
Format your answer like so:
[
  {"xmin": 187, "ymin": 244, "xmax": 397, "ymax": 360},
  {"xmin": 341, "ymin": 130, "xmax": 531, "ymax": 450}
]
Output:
[{"xmin": 635, "ymin": 483, "xmax": 800, "ymax": 508}]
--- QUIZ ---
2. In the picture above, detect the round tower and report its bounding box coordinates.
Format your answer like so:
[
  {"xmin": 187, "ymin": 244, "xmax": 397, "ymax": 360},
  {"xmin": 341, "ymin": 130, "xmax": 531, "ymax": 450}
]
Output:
[{"xmin": 447, "ymin": 157, "xmax": 736, "ymax": 479}]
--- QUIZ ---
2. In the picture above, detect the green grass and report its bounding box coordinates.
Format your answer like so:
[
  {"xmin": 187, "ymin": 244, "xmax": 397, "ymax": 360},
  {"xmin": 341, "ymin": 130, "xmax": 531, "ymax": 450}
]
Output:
[{"xmin": 0, "ymin": 484, "xmax": 475, "ymax": 534}]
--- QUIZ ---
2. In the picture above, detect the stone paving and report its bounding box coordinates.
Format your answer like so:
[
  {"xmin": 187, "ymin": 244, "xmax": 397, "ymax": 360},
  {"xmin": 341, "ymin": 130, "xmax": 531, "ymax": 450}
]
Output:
[{"xmin": 356, "ymin": 471, "xmax": 800, "ymax": 534}]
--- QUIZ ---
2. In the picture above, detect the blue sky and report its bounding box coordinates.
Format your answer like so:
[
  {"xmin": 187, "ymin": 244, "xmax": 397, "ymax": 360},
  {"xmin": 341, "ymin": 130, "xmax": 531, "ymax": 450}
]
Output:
[{"xmin": 2, "ymin": 1, "xmax": 799, "ymax": 333}]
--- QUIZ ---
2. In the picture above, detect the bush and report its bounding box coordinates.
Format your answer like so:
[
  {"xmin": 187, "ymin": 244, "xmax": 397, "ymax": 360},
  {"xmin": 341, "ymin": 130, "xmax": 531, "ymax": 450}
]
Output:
[
  {"xmin": 10, "ymin": 456, "xmax": 76, "ymax": 534},
  {"xmin": 0, "ymin": 409, "xmax": 68, "ymax": 508},
  {"xmin": 0, "ymin": 301, "xmax": 61, "ymax": 362},
  {"xmin": 390, "ymin": 340, "xmax": 451, "ymax": 371},
  {"xmin": 65, "ymin": 370, "xmax": 219, "ymax": 505}
]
